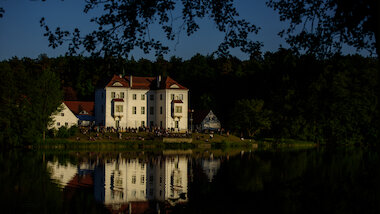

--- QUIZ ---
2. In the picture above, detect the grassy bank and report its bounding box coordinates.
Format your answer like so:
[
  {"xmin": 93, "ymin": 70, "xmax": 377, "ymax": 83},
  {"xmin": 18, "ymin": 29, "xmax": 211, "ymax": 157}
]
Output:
[{"xmin": 35, "ymin": 132, "xmax": 316, "ymax": 152}]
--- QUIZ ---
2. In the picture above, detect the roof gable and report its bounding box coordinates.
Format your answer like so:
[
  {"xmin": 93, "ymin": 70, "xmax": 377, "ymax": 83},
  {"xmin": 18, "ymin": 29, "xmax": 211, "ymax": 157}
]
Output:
[
  {"xmin": 104, "ymin": 75, "xmax": 187, "ymax": 90},
  {"xmin": 64, "ymin": 101, "xmax": 95, "ymax": 116}
]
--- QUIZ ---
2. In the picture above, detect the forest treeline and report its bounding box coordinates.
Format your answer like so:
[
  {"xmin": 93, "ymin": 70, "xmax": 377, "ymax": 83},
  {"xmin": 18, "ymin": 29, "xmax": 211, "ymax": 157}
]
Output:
[{"xmin": 0, "ymin": 49, "xmax": 378, "ymax": 145}]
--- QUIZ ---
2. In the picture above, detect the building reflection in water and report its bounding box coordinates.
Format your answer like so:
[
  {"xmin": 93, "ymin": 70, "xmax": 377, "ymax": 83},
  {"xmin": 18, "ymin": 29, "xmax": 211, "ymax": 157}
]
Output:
[
  {"xmin": 48, "ymin": 154, "xmax": 192, "ymax": 213},
  {"xmin": 201, "ymin": 157, "xmax": 221, "ymax": 182}
]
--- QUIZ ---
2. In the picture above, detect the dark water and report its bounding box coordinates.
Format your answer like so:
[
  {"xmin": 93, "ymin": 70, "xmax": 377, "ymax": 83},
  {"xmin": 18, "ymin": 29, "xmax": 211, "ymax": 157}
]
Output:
[{"xmin": 0, "ymin": 147, "xmax": 379, "ymax": 214}]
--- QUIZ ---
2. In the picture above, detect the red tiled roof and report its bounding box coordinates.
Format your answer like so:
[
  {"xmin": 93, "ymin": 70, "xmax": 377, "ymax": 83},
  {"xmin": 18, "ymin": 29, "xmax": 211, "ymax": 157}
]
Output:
[
  {"xmin": 124, "ymin": 76, "xmax": 155, "ymax": 89},
  {"xmin": 192, "ymin": 110, "xmax": 211, "ymax": 124},
  {"xmin": 105, "ymin": 74, "xmax": 130, "ymax": 87},
  {"xmin": 161, "ymin": 76, "xmax": 187, "ymax": 90},
  {"xmin": 64, "ymin": 101, "xmax": 95, "ymax": 116},
  {"xmin": 104, "ymin": 75, "xmax": 187, "ymax": 90}
]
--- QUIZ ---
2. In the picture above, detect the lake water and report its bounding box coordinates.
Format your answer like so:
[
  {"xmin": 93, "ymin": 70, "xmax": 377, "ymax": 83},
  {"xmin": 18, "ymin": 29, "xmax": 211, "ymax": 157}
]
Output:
[{"xmin": 1, "ymin": 147, "xmax": 379, "ymax": 213}]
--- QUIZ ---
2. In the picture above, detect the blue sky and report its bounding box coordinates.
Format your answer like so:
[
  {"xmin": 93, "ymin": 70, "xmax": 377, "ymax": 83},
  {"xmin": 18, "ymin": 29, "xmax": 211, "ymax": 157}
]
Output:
[{"xmin": 0, "ymin": 0, "xmax": 364, "ymax": 60}]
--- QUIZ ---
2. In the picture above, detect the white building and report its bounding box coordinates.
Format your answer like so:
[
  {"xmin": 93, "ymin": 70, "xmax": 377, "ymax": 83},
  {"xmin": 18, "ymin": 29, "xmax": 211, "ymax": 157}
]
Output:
[
  {"xmin": 49, "ymin": 102, "xmax": 79, "ymax": 130},
  {"xmin": 193, "ymin": 110, "xmax": 221, "ymax": 131},
  {"xmin": 95, "ymin": 74, "xmax": 189, "ymax": 131}
]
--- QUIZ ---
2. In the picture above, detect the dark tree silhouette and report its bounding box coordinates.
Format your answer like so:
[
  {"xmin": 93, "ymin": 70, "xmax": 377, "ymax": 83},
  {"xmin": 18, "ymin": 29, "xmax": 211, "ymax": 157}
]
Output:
[
  {"xmin": 40, "ymin": 0, "xmax": 261, "ymax": 57},
  {"xmin": 267, "ymin": 0, "xmax": 379, "ymax": 57}
]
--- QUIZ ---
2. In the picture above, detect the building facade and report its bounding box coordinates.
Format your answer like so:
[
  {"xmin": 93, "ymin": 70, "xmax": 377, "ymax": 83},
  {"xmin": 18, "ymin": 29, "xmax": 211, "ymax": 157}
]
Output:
[
  {"xmin": 49, "ymin": 102, "xmax": 79, "ymax": 130},
  {"xmin": 95, "ymin": 75, "xmax": 189, "ymax": 131}
]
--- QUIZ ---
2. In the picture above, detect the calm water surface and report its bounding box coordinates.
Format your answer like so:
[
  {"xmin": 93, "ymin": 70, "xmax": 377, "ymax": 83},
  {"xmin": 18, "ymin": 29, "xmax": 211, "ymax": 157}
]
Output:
[{"xmin": 1, "ymin": 147, "xmax": 379, "ymax": 213}]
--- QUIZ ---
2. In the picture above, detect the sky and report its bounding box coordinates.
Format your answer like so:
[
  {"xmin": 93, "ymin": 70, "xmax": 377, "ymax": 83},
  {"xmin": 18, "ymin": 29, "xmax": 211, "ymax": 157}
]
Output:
[{"xmin": 0, "ymin": 0, "xmax": 365, "ymax": 61}]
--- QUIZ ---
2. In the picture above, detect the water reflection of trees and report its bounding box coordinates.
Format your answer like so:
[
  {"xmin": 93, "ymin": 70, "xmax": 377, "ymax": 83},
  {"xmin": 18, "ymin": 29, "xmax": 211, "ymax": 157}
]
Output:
[{"xmin": 186, "ymin": 148, "xmax": 380, "ymax": 214}]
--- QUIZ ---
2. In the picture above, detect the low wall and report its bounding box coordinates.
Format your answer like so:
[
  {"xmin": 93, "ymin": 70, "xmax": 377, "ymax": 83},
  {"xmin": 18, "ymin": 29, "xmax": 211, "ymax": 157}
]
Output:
[{"xmin": 162, "ymin": 137, "xmax": 193, "ymax": 143}]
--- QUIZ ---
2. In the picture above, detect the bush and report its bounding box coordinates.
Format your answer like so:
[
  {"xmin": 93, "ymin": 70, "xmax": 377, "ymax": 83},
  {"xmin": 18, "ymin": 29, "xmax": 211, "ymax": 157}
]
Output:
[
  {"xmin": 56, "ymin": 126, "xmax": 70, "ymax": 138},
  {"xmin": 68, "ymin": 125, "xmax": 79, "ymax": 136}
]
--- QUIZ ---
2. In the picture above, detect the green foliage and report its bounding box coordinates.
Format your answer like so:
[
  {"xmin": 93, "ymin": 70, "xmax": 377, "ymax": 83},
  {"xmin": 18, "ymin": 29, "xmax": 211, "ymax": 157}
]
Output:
[
  {"xmin": 40, "ymin": 0, "xmax": 260, "ymax": 57},
  {"xmin": 267, "ymin": 0, "xmax": 378, "ymax": 57},
  {"xmin": 55, "ymin": 125, "xmax": 78, "ymax": 139},
  {"xmin": 0, "ymin": 58, "xmax": 62, "ymax": 146},
  {"xmin": 231, "ymin": 99, "xmax": 271, "ymax": 138}
]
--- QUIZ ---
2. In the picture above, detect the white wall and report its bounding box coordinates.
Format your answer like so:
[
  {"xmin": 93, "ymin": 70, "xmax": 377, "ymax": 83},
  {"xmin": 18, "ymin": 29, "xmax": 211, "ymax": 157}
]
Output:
[
  {"xmin": 105, "ymin": 87, "xmax": 129, "ymax": 128},
  {"xmin": 50, "ymin": 103, "xmax": 78, "ymax": 130},
  {"xmin": 99, "ymin": 83, "xmax": 189, "ymax": 131},
  {"xmin": 165, "ymin": 89, "xmax": 189, "ymax": 131},
  {"xmin": 126, "ymin": 89, "xmax": 149, "ymax": 128}
]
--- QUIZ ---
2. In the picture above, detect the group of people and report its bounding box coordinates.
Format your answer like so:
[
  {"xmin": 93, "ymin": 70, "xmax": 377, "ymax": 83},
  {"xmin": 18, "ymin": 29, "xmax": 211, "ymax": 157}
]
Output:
[{"xmin": 77, "ymin": 125, "xmax": 192, "ymax": 141}]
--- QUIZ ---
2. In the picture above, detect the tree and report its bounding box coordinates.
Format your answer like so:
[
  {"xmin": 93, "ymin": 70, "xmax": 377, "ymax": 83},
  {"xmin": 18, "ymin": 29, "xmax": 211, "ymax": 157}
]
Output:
[
  {"xmin": 231, "ymin": 99, "xmax": 271, "ymax": 138},
  {"xmin": 266, "ymin": 0, "xmax": 379, "ymax": 57},
  {"xmin": 0, "ymin": 58, "xmax": 62, "ymax": 146},
  {"xmin": 40, "ymin": 0, "xmax": 261, "ymax": 57}
]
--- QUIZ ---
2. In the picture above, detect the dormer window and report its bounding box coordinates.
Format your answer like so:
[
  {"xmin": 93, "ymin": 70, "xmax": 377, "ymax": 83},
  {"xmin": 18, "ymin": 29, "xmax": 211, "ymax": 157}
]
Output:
[
  {"xmin": 79, "ymin": 110, "xmax": 88, "ymax": 115},
  {"xmin": 170, "ymin": 84, "xmax": 180, "ymax": 88}
]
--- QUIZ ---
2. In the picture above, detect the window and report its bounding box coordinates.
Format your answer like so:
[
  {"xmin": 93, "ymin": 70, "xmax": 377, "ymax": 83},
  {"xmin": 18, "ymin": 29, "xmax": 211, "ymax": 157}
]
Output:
[
  {"xmin": 149, "ymin": 189, "xmax": 153, "ymax": 196},
  {"xmin": 141, "ymin": 164, "xmax": 145, "ymax": 170},
  {"xmin": 150, "ymin": 107, "xmax": 154, "ymax": 115},
  {"xmin": 160, "ymin": 177, "xmax": 162, "ymax": 184},
  {"xmin": 141, "ymin": 94, "xmax": 145, "ymax": 100},
  {"xmin": 160, "ymin": 94, "xmax": 162, "ymax": 100},
  {"xmin": 141, "ymin": 175, "xmax": 145, "ymax": 184},
  {"xmin": 179, "ymin": 94, "xmax": 183, "ymax": 100},
  {"xmin": 140, "ymin": 190, "xmax": 144, "ymax": 196},
  {"xmin": 160, "ymin": 106, "xmax": 163, "ymax": 114},
  {"xmin": 120, "ymin": 92, "xmax": 124, "ymax": 98},
  {"xmin": 150, "ymin": 94, "xmax": 154, "ymax": 100},
  {"xmin": 132, "ymin": 106, "xmax": 136, "ymax": 114},
  {"xmin": 132, "ymin": 175, "xmax": 136, "ymax": 184},
  {"xmin": 133, "ymin": 94, "xmax": 137, "ymax": 100},
  {"xmin": 65, "ymin": 122, "xmax": 68, "ymax": 126},
  {"xmin": 175, "ymin": 121, "xmax": 179, "ymax": 128},
  {"xmin": 111, "ymin": 92, "xmax": 115, "ymax": 98},
  {"xmin": 141, "ymin": 107, "xmax": 145, "ymax": 114},
  {"xmin": 116, "ymin": 105, "xmax": 123, "ymax": 112},
  {"xmin": 141, "ymin": 121, "xmax": 145, "ymax": 127},
  {"xmin": 150, "ymin": 121, "xmax": 154, "ymax": 127},
  {"xmin": 61, "ymin": 113, "xmax": 64, "ymax": 116},
  {"xmin": 160, "ymin": 121, "xmax": 163, "ymax": 128},
  {"xmin": 175, "ymin": 106, "xmax": 182, "ymax": 113},
  {"xmin": 171, "ymin": 94, "xmax": 175, "ymax": 100}
]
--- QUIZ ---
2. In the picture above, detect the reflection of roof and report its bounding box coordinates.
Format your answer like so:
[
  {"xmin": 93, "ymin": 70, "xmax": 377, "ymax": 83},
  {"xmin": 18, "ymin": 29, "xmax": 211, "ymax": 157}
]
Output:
[
  {"xmin": 113, "ymin": 98, "xmax": 124, "ymax": 102},
  {"xmin": 64, "ymin": 101, "xmax": 94, "ymax": 116},
  {"xmin": 172, "ymin": 100, "xmax": 183, "ymax": 103},
  {"xmin": 66, "ymin": 173, "xmax": 93, "ymax": 189},
  {"xmin": 104, "ymin": 75, "xmax": 188, "ymax": 90},
  {"xmin": 193, "ymin": 110, "xmax": 211, "ymax": 124}
]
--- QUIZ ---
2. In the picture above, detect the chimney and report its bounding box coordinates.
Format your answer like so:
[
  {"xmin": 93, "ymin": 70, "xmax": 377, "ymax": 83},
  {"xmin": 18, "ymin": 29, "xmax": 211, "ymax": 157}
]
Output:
[
  {"xmin": 157, "ymin": 75, "xmax": 161, "ymax": 88},
  {"xmin": 130, "ymin": 75, "xmax": 133, "ymax": 88}
]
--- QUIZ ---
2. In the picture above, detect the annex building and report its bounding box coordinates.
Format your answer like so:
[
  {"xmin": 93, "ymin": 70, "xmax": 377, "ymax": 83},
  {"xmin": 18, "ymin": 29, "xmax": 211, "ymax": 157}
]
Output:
[{"xmin": 95, "ymin": 75, "xmax": 188, "ymax": 131}]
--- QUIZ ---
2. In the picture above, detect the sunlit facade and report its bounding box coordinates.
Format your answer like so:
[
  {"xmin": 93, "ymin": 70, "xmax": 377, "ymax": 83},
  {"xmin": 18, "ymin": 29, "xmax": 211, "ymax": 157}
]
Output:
[{"xmin": 95, "ymin": 74, "xmax": 189, "ymax": 131}]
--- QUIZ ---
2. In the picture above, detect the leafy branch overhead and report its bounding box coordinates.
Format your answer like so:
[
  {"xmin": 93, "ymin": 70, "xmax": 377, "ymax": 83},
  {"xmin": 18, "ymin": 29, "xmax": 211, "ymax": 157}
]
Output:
[
  {"xmin": 267, "ymin": 0, "xmax": 378, "ymax": 57},
  {"xmin": 40, "ymin": 0, "xmax": 261, "ymax": 57}
]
